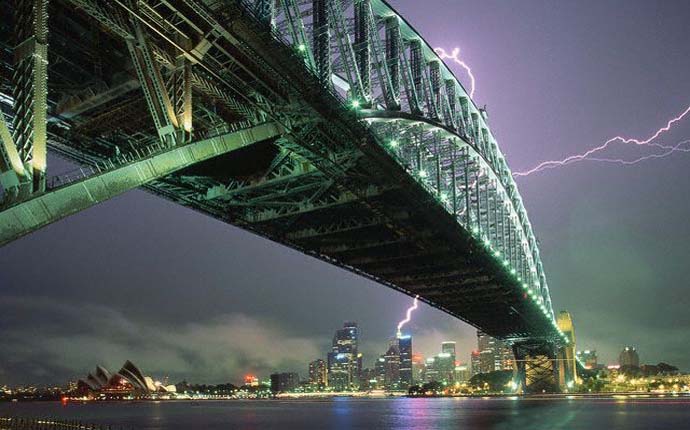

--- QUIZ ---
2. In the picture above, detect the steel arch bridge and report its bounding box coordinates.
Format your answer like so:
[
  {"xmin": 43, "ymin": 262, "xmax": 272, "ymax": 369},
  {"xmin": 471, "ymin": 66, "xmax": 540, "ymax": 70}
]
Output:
[{"xmin": 0, "ymin": 0, "xmax": 571, "ymax": 391}]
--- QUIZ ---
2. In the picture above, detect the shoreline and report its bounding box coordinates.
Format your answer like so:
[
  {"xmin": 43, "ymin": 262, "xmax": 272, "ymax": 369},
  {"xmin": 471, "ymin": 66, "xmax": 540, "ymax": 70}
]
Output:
[{"xmin": 4, "ymin": 392, "xmax": 690, "ymax": 403}]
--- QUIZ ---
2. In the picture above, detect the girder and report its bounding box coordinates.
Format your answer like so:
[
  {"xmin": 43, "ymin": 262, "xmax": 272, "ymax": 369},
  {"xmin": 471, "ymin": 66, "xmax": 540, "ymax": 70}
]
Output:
[
  {"xmin": 0, "ymin": 122, "xmax": 282, "ymax": 245},
  {"xmin": 0, "ymin": 0, "xmax": 566, "ymax": 346}
]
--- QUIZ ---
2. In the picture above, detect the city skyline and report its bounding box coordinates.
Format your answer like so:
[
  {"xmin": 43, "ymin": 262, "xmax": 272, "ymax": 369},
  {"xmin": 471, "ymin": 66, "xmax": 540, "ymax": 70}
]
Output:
[{"xmin": 1, "ymin": 0, "xmax": 690, "ymax": 387}]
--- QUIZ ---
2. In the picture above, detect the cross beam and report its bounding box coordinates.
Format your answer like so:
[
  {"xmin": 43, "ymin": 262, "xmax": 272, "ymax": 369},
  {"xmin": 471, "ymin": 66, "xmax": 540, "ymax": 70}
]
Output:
[{"xmin": 0, "ymin": 122, "xmax": 282, "ymax": 245}]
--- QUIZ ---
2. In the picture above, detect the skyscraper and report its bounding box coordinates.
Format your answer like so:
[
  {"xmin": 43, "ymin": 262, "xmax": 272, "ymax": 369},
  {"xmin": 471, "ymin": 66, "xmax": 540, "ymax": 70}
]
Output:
[
  {"xmin": 412, "ymin": 354, "xmax": 425, "ymax": 383},
  {"xmin": 441, "ymin": 341, "xmax": 456, "ymax": 357},
  {"xmin": 383, "ymin": 341, "xmax": 401, "ymax": 389},
  {"xmin": 454, "ymin": 364, "xmax": 471, "ymax": 383},
  {"xmin": 309, "ymin": 359, "xmax": 327, "ymax": 389},
  {"xmin": 425, "ymin": 357, "xmax": 438, "ymax": 382},
  {"xmin": 270, "ymin": 372, "xmax": 300, "ymax": 393},
  {"xmin": 398, "ymin": 335, "xmax": 413, "ymax": 388},
  {"xmin": 477, "ymin": 330, "xmax": 514, "ymax": 373},
  {"xmin": 470, "ymin": 350, "xmax": 481, "ymax": 376},
  {"xmin": 619, "ymin": 346, "xmax": 639, "ymax": 368},
  {"xmin": 327, "ymin": 321, "xmax": 360, "ymax": 390}
]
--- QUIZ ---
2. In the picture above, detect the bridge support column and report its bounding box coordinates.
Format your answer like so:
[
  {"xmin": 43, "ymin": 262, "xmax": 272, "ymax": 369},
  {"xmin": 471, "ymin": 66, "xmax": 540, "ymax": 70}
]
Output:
[
  {"xmin": 12, "ymin": 0, "xmax": 49, "ymax": 193},
  {"xmin": 353, "ymin": 0, "xmax": 370, "ymax": 102},
  {"xmin": 512, "ymin": 341, "xmax": 560, "ymax": 394},
  {"xmin": 312, "ymin": 0, "xmax": 331, "ymax": 87}
]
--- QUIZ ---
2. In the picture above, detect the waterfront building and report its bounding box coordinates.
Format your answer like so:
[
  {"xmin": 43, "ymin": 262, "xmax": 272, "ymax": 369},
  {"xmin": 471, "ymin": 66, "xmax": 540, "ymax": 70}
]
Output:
[
  {"xmin": 619, "ymin": 346, "xmax": 640, "ymax": 368},
  {"xmin": 308, "ymin": 359, "xmax": 327, "ymax": 388},
  {"xmin": 398, "ymin": 334, "xmax": 413, "ymax": 387},
  {"xmin": 76, "ymin": 361, "xmax": 176, "ymax": 398},
  {"xmin": 470, "ymin": 350, "xmax": 481, "ymax": 376},
  {"xmin": 359, "ymin": 368, "xmax": 378, "ymax": 390},
  {"xmin": 243, "ymin": 375, "xmax": 259, "ymax": 386},
  {"xmin": 477, "ymin": 331, "xmax": 515, "ymax": 374},
  {"xmin": 270, "ymin": 372, "xmax": 300, "ymax": 393},
  {"xmin": 412, "ymin": 354, "xmax": 425, "ymax": 383},
  {"xmin": 441, "ymin": 341, "xmax": 456, "ymax": 357},
  {"xmin": 454, "ymin": 364, "xmax": 471, "ymax": 383},
  {"xmin": 383, "ymin": 341, "xmax": 401, "ymax": 389},
  {"xmin": 436, "ymin": 352, "xmax": 455, "ymax": 384},
  {"xmin": 375, "ymin": 356, "xmax": 386, "ymax": 388},
  {"xmin": 327, "ymin": 321, "xmax": 360, "ymax": 390},
  {"xmin": 424, "ymin": 357, "xmax": 438, "ymax": 382}
]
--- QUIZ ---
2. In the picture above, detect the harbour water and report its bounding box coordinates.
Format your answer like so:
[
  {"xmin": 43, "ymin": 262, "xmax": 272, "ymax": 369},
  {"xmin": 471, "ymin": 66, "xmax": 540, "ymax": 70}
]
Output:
[{"xmin": 2, "ymin": 397, "xmax": 690, "ymax": 429}]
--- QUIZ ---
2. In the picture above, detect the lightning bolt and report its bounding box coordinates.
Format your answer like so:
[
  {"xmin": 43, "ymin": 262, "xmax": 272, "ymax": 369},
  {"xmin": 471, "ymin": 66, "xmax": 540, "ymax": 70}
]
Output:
[
  {"xmin": 435, "ymin": 47, "xmax": 476, "ymax": 99},
  {"xmin": 583, "ymin": 138, "xmax": 690, "ymax": 166},
  {"xmin": 515, "ymin": 104, "xmax": 690, "ymax": 177},
  {"xmin": 396, "ymin": 295, "xmax": 419, "ymax": 335}
]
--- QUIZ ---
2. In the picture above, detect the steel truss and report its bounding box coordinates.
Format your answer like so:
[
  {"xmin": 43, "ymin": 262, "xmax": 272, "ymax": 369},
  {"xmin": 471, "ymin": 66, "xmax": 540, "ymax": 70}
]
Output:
[{"xmin": 0, "ymin": 0, "xmax": 564, "ymax": 347}]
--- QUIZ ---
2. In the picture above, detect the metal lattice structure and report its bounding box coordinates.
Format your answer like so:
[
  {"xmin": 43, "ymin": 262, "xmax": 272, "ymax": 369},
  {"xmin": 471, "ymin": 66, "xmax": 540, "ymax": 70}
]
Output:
[{"xmin": 0, "ymin": 0, "xmax": 568, "ymax": 349}]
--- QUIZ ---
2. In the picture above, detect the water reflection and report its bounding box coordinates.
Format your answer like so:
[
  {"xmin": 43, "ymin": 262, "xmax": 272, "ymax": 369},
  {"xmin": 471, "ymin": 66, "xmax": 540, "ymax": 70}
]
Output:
[{"xmin": 1, "ymin": 397, "xmax": 690, "ymax": 429}]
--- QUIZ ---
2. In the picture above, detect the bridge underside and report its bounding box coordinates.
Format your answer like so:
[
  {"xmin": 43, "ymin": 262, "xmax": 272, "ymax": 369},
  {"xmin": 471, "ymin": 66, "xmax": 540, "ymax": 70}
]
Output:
[
  {"xmin": 139, "ymin": 134, "xmax": 549, "ymax": 340},
  {"xmin": 0, "ymin": 0, "xmax": 563, "ymax": 344}
]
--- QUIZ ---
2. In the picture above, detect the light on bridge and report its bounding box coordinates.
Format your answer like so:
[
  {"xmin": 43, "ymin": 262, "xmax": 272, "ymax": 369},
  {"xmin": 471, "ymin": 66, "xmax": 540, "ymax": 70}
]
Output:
[
  {"xmin": 297, "ymin": 43, "xmax": 307, "ymax": 52},
  {"xmin": 389, "ymin": 139, "xmax": 399, "ymax": 148},
  {"xmin": 418, "ymin": 169, "xmax": 428, "ymax": 178},
  {"xmin": 350, "ymin": 99, "xmax": 361, "ymax": 109}
]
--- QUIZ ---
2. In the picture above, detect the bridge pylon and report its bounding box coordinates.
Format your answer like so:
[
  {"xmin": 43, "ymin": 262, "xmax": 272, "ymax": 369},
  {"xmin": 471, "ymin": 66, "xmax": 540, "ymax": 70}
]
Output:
[{"xmin": 512, "ymin": 340, "xmax": 560, "ymax": 394}]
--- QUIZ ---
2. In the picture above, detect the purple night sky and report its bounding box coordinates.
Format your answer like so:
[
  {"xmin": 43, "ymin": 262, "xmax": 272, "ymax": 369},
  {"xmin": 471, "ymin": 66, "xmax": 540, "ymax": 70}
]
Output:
[{"xmin": 1, "ymin": 0, "xmax": 689, "ymax": 385}]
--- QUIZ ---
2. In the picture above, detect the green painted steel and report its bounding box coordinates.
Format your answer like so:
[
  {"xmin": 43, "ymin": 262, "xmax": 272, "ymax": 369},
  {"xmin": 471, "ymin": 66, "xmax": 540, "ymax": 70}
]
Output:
[{"xmin": 0, "ymin": 122, "xmax": 282, "ymax": 246}]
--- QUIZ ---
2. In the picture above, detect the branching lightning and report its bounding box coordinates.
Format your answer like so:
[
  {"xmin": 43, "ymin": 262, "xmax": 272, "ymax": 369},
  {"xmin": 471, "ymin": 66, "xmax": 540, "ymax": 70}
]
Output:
[
  {"xmin": 584, "ymin": 139, "xmax": 690, "ymax": 166},
  {"xmin": 435, "ymin": 47, "xmax": 476, "ymax": 99},
  {"xmin": 515, "ymin": 105, "xmax": 690, "ymax": 177},
  {"xmin": 396, "ymin": 295, "xmax": 419, "ymax": 335}
]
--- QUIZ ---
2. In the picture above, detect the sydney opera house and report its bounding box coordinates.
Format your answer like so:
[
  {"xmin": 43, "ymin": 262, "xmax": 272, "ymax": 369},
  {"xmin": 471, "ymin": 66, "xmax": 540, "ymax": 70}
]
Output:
[{"xmin": 76, "ymin": 361, "xmax": 176, "ymax": 399}]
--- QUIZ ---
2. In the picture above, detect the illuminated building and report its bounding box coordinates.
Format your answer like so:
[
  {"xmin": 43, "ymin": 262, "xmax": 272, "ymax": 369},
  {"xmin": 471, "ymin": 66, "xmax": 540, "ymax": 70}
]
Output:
[
  {"xmin": 424, "ymin": 357, "xmax": 438, "ymax": 382},
  {"xmin": 454, "ymin": 364, "xmax": 471, "ymax": 383},
  {"xmin": 412, "ymin": 354, "xmax": 425, "ymax": 383},
  {"xmin": 308, "ymin": 359, "xmax": 327, "ymax": 388},
  {"xmin": 375, "ymin": 356, "xmax": 386, "ymax": 387},
  {"xmin": 619, "ymin": 346, "xmax": 640, "ymax": 367},
  {"xmin": 470, "ymin": 350, "xmax": 481, "ymax": 376},
  {"xmin": 383, "ymin": 338, "xmax": 401, "ymax": 389},
  {"xmin": 270, "ymin": 372, "xmax": 300, "ymax": 393},
  {"xmin": 76, "ymin": 361, "xmax": 175, "ymax": 398},
  {"xmin": 436, "ymin": 352, "xmax": 454, "ymax": 384},
  {"xmin": 398, "ymin": 334, "xmax": 413, "ymax": 387},
  {"xmin": 477, "ymin": 331, "xmax": 513, "ymax": 373},
  {"xmin": 327, "ymin": 321, "xmax": 360, "ymax": 390},
  {"xmin": 441, "ymin": 341, "xmax": 456, "ymax": 357},
  {"xmin": 244, "ymin": 375, "xmax": 259, "ymax": 387}
]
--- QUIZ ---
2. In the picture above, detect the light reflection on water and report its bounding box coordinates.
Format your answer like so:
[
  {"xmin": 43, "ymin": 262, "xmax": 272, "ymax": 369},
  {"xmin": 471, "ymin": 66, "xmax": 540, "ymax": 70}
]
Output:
[{"xmin": 1, "ymin": 397, "xmax": 690, "ymax": 430}]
